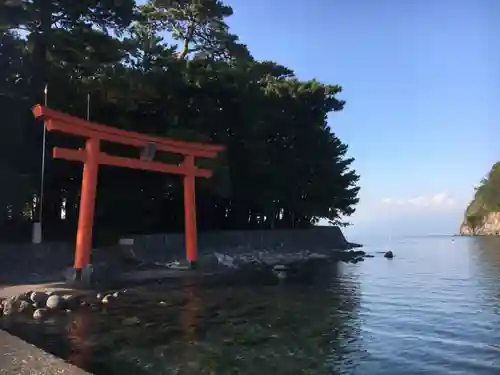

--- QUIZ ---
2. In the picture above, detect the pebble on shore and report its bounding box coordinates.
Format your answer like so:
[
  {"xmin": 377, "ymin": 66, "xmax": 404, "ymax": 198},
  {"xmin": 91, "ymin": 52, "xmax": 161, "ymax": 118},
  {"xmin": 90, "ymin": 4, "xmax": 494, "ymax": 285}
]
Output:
[
  {"xmin": 0, "ymin": 285, "xmax": 138, "ymax": 321},
  {"xmin": 33, "ymin": 308, "xmax": 49, "ymax": 320},
  {"xmin": 0, "ymin": 288, "xmax": 124, "ymax": 320},
  {"xmin": 46, "ymin": 295, "xmax": 63, "ymax": 310}
]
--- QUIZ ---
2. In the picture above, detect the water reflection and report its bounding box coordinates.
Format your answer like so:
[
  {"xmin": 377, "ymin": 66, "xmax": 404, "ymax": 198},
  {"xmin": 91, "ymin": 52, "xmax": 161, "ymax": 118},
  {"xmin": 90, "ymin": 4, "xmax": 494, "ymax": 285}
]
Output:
[
  {"xmin": 67, "ymin": 310, "xmax": 93, "ymax": 368},
  {"xmin": 179, "ymin": 279, "xmax": 203, "ymax": 374},
  {"xmin": 325, "ymin": 263, "xmax": 364, "ymax": 374},
  {"xmin": 354, "ymin": 236, "xmax": 500, "ymax": 375},
  {"xmin": 181, "ymin": 279, "xmax": 203, "ymax": 343},
  {"xmin": 468, "ymin": 237, "xmax": 500, "ymax": 323},
  {"xmin": 469, "ymin": 236, "xmax": 500, "ymax": 277},
  {"xmin": 5, "ymin": 237, "xmax": 499, "ymax": 375},
  {"xmin": 1, "ymin": 262, "xmax": 362, "ymax": 375}
]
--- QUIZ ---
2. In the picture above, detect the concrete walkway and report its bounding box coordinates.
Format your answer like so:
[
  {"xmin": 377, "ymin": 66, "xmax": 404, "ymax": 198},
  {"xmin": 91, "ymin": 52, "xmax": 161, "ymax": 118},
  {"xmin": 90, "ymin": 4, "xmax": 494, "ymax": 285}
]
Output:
[
  {"xmin": 0, "ymin": 282, "xmax": 95, "ymax": 374},
  {"xmin": 0, "ymin": 330, "xmax": 92, "ymax": 375}
]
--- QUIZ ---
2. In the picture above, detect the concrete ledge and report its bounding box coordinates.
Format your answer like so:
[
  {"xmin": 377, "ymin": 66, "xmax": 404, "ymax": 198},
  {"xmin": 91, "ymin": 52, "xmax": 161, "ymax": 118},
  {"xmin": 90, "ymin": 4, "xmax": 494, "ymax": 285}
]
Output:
[{"xmin": 0, "ymin": 329, "xmax": 91, "ymax": 375}]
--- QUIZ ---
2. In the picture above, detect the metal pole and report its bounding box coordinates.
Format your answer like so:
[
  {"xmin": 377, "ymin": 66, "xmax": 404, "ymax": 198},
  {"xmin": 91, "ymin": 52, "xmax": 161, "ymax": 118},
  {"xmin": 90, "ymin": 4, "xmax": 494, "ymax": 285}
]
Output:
[
  {"xmin": 86, "ymin": 92, "xmax": 90, "ymax": 121},
  {"xmin": 39, "ymin": 84, "xmax": 48, "ymax": 224}
]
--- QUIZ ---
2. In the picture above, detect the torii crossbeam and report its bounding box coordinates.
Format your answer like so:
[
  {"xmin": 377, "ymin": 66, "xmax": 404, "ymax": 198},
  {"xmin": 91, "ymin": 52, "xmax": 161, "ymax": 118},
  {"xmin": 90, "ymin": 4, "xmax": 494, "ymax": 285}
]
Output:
[{"xmin": 32, "ymin": 105, "xmax": 224, "ymax": 276}]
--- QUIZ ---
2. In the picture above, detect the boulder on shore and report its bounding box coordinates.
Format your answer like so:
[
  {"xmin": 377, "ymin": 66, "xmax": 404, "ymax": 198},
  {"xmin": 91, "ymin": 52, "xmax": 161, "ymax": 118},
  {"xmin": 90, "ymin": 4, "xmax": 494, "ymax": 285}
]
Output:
[
  {"xmin": 33, "ymin": 308, "xmax": 49, "ymax": 320},
  {"xmin": 46, "ymin": 295, "xmax": 63, "ymax": 310}
]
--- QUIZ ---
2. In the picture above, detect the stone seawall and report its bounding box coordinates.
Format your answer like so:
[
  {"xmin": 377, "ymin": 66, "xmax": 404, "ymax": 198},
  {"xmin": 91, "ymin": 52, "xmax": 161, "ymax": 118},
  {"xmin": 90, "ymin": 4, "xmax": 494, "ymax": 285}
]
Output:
[
  {"xmin": 130, "ymin": 227, "xmax": 352, "ymax": 262},
  {"xmin": 0, "ymin": 227, "xmax": 354, "ymax": 284},
  {"xmin": 0, "ymin": 242, "xmax": 75, "ymax": 285}
]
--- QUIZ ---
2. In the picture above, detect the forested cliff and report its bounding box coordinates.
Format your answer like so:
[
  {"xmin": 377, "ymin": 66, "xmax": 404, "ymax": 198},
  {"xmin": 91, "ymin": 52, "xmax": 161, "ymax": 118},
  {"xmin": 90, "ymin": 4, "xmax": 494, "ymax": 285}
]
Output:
[
  {"xmin": 0, "ymin": 0, "xmax": 359, "ymax": 243},
  {"xmin": 460, "ymin": 162, "xmax": 500, "ymax": 236}
]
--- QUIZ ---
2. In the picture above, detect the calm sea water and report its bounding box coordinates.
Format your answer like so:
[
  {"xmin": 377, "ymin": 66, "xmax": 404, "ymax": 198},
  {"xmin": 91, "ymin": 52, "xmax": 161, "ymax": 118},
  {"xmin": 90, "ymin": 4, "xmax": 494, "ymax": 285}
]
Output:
[{"xmin": 2, "ymin": 235, "xmax": 499, "ymax": 375}]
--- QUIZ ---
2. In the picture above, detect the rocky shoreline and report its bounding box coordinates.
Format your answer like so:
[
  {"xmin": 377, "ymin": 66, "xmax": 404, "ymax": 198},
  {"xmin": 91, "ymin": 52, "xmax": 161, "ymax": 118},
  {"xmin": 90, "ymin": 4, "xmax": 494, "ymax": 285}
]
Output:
[
  {"xmin": 0, "ymin": 248, "xmax": 383, "ymax": 321},
  {"xmin": 1, "ymin": 289, "xmax": 111, "ymax": 321},
  {"xmin": 459, "ymin": 211, "xmax": 500, "ymax": 236},
  {"xmin": 212, "ymin": 248, "xmax": 370, "ymax": 269},
  {"xmin": 0, "ymin": 247, "xmax": 401, "ymax": 375}
]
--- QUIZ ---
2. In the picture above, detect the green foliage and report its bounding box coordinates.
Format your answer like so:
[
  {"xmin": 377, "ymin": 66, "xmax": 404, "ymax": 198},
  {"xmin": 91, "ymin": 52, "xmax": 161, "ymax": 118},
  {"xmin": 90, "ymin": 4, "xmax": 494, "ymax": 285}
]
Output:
[
  {"xmin": 465, "ymin": 162, "xmax": 500, "ymax": 223},
  {"xmin": 150, "ymin": 0, "xmax": 251, "ymax": 60},
  {"xmin": 0, "ymin": 0, "xmax": 359, "ymax": 241},
  {"xmin": 465, "ymin": 215, "xmax": 482, "ymax": 235}
]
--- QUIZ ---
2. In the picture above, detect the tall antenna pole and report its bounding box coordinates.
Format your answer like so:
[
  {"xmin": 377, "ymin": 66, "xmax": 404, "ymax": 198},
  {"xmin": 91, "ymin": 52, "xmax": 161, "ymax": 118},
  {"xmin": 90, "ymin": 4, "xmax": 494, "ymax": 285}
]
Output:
[
  {"xmin": 87, "ymin": 92, "xmax": 90, "ymax": 121},
  {"xmin": 33, "ymin": 84, "xmax": 48, "ymax": 244},
  {"xmin": 39, "ymin": 84, "xmax": 48, "ymax": 224}
]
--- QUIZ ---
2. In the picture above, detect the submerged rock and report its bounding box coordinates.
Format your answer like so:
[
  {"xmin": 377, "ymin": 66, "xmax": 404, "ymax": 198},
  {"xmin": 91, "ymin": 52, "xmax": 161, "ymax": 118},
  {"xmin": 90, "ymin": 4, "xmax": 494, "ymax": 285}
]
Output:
[
  {"xmin": 272, "ymin": 265, "xmax": 288, "ymax": 280},
  {"xmin": 122, "ymin": 316, "xmax": 140, "ymax": 326},
  {"xmin": 350, "ymin": 256, "xmax": 365, "ymax": 264}
]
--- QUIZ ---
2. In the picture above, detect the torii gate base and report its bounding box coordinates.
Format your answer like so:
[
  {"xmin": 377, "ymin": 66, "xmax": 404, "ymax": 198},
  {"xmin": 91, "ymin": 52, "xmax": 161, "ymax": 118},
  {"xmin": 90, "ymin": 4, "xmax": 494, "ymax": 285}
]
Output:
[{"xmin": 33, "ymin": 105, "xmax": 224, "ymax": 286}]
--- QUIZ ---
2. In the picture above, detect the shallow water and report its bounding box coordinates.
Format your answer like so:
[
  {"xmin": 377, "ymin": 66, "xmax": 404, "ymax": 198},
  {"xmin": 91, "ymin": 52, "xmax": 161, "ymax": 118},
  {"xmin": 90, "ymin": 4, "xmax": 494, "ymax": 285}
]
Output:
[{"xmin": 2, "ymin": 236, "xmax": 500, "ymax": 375}]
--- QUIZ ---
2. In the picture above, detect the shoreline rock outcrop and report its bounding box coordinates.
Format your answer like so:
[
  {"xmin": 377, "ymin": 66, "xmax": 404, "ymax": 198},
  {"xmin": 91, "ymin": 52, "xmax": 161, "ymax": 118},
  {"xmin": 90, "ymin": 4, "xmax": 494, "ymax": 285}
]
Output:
[
  {"xmin": 459, "ymin": 212, "xmax": 500, "ymax": 236},
  {"xmin": 213, "ymin": 249, "xmax": 370, "ymax": 269},
  {"xmin": 0, "ymin": 249, "xmax": 380, "ymax": 320},
  {"xmin": 459, "ymin": 162, "xmax": 500, "ymax": 236}
]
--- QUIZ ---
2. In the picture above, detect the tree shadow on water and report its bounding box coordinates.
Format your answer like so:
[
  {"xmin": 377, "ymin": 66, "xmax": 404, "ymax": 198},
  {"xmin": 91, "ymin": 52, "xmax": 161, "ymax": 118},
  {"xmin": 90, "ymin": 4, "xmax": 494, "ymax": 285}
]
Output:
[{"xmin": 469, "ymin": 236, "xmax": 500, "ymax": 280}]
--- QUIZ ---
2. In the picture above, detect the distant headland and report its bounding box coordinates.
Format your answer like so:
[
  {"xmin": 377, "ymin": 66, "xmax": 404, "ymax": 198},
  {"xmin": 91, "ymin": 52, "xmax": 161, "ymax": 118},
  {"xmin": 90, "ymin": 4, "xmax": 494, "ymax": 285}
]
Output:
[{"xmin": 459, "ymin": 162, "xmax": 500, "ymax": 236}]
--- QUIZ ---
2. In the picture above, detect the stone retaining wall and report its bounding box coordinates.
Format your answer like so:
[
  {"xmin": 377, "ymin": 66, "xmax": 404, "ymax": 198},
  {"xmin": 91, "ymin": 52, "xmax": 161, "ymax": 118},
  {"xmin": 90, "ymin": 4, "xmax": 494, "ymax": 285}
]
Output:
[
  {"xmin": 129, "ymin": 226, "xmax": 351, "ymax": 262},
  {"xmin": 0, "ymin": 242, "xmax": 74, "ymax": 285},
  {"xmin": 0, "ymin": 227, "xmax": 353, "ymax": 284}
]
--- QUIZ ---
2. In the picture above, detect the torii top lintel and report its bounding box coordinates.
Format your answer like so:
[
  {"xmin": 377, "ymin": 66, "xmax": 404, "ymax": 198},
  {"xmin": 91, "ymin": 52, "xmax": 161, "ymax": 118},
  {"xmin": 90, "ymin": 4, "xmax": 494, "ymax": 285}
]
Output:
[{"xmin": 32, "ymin": 105, "xmax": 225, "ymax": 178}]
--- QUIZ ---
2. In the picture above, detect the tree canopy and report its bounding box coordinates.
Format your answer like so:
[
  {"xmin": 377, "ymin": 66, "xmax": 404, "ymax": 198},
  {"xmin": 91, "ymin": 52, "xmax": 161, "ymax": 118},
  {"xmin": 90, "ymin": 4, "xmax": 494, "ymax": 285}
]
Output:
[
  {"xmin": 465, "ymin": 162, "xmax": 500, "ymax": 230},
  {"xmin": 0, "ymin": 0, "xmax": 359, "ymax": 244}
]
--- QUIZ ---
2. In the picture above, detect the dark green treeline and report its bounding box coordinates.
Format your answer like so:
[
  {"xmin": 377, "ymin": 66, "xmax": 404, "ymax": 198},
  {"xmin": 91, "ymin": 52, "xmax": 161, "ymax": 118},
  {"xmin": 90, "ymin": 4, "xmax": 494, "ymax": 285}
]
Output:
[{"xmin": 0, "ymin": 0, "xmax": 359, "ymax": 244}]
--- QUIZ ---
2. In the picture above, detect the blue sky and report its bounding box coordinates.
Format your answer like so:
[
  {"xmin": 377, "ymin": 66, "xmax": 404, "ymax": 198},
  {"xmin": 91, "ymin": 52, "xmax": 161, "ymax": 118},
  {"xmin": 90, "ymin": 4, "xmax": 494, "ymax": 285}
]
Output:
[
  {"xmin": 221, "ymin": 0, "xmax": 499, "ymax": 238},
  {"xmin": 141, "ymin": 0, "xmax": 498, "ymax": 238}
]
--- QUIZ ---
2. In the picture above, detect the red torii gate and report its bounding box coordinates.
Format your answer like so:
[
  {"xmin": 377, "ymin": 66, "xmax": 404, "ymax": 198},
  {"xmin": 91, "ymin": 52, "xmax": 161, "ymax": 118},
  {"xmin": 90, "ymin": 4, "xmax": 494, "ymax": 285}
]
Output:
[{"xmin": 32, "ymin": 105, "xmax": 224, "ymax": 275}]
